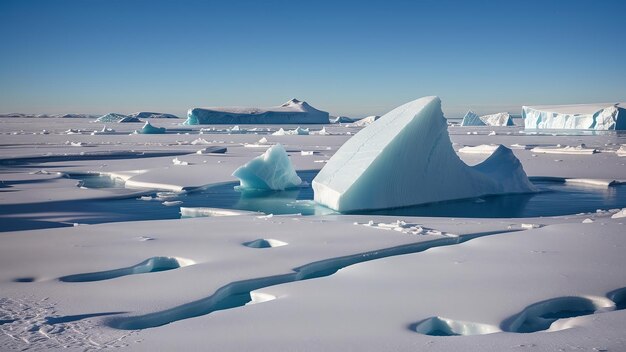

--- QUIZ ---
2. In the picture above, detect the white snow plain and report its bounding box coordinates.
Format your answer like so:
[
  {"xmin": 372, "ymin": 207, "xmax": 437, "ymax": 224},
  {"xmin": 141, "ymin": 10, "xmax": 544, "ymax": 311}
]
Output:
[{"xmin": 1, "ymin": 105, "xmax": 626, "ymax": 351}]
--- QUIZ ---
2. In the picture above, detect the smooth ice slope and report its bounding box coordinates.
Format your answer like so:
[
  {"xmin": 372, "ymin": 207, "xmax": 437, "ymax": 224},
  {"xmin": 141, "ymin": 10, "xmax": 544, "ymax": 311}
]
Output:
[
  {"xmin": 95, "ymin": 113, "xmax": 140, "ymax": 123},
  {"xmin": 185, "ymin": 99, "xmax": 329, "ymax": 125},
  {"xmin": 312, "ymin": 96, "xmax": 536, "ymax": 212},
  {"xmin": 523, "ymin": 103, "xmax": 626, "ymax": 130},
  {"xmin": 232, "ymin": 143, "xmax": 302, "ymax": 190}
]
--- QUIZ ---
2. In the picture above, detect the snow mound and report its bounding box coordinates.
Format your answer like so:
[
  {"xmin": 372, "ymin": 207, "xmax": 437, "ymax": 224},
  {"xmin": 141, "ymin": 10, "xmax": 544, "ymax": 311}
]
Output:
[
  {"xmin": 96, "ymin": 113, "xmax": 141, "ymax": 123},
  {"xmin": 312, "ymin": 96, "xmax": 536, "ymax": 212},
  {"xmin": 129, "ymin": 112, "xmax": 178, "ymax": 119},
  {"xmin": 616, "ymin": 145, "xmax": 626, "ymax": 157},
  {"xmin": 140, "ymin": 121, "xmax": 166, "ymax": 134},
  {"xmin": 272, "ymin": 127, "xmax": 310, "ymax": 136},
  {"xmin": 461, "ymin": 110, "xmax": 514, "ymax": 126},
  {"xmin": 184, "ymin": 99, "xmax": 329, "ymax": 125},
  {"xmin": 232, "ymin": 143, "xmax": 302, "ymax": 191},
  {"xmin": 523, "ymin": 103, "xmax": 626, "ymax": 130}
]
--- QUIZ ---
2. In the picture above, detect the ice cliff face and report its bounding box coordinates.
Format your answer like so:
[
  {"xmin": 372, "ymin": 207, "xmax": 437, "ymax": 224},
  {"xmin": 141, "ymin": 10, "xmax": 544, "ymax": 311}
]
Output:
[
  {"xmin": 184, "ymin": 99, "xmax": 330, "ymax": 125},
  {"xmin": 523, "ymin": 103, "xmax": 625, "ymax": 130},
  {"xmin": 312, "ymin": 96, "xmax": 535, "ymax": 212}
]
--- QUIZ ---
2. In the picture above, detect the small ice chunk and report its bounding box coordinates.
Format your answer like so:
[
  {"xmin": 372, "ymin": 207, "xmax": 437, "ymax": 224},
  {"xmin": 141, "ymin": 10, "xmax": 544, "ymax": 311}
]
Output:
[
  {"xmin": 196, "ymin": 146, "xmax": 227, "ymax": 154},
  {"xmin": 301, "ymin": 151, "xmax": 314, "ymax": 156},
  {"xmin": 458, "ymin": 144, "xmax": 500, "ymax": 154},
  {"xmin": 232, "ymin": 143, "xmax": 302, "ymax": 191},
  {"xmin": 521, "ymin": 223, "xmax": 542, "ymax": 229},
  {"xmin": 162, "ymin": 201, "xmax": 183, "ymax": 206},
  {"xmin": 582, "ymin": 218, "xmax": 594, "ymax": 223},
  {"xmin": 611, "ymin": 208, "xmax": 626, "ymax": 219},
  {"xmin": 172, "ymin": 157, "xmax": 189, "ymax": 165},
  {"xmin": 140, "ymin": 121, "xmax": 166, "ymax": 134}
]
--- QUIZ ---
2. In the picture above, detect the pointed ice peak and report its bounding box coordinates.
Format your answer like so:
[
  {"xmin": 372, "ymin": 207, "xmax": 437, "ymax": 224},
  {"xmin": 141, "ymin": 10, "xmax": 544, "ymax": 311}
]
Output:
[{"xmin": 282, "ymin": 98, "xmax": 302, "ymax": 106}]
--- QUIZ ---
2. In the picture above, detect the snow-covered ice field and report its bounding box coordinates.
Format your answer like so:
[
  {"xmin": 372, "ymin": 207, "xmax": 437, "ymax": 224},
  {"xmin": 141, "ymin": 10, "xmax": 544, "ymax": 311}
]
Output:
[{"xmin": 1, "ymin": 113, "xmax": 626, "ymax": 351}]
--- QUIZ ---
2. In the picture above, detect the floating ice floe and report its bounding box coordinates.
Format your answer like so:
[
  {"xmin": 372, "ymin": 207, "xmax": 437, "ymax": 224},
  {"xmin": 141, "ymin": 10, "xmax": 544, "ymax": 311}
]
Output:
[
  {"xmin": 196, "ymin": 146, "xmax": 227, "ymax": 154},
  {"xmin": 140, "ymin": 121, "xmax": 166, "ymax": 134},
  {"xmin": 172, "ymin": 158, "xmax": 189, "ymax": 166},
  {"xmin": 312, "ymin": 96, "xmax": 536, "ymax": 212},
  {"xmin": 180, "ymin": 207, "xmax": 260, "ymax": 217},
  {"xmin": 530, "ymin": 144, "xmax": 597, "ymax": 155},
  {"xmin": 461, "ymin": 110, "xmax": 514, "ymax": 126},
  {"xmin": 523, "ymin": 103, "xmax": 626, "ymax": 130},
  {"xmin": 91, "ymin": 126, "xmax": 115, "ymax": 135},
  {"xmin": 272, "ymin": 127, "xmax": 309, "ymax": 136},
  {"xmin": 95, "ymin": 113, "xmax": 141, "ymax": 123},
  {"xmin": 458, "ymin": 144, "xmax": 500, "ymax": 154},
  {"xmin": 184, "ymin": 99, "xmax": 329, "ymax": 125},
  {"xmin": 232, "ymin": 143, "xmax": 302, "ymax": 191}
]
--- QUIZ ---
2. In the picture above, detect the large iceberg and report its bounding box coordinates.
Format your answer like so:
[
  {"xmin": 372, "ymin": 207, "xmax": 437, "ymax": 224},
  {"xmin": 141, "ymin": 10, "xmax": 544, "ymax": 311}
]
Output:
[
  {"xmin": 312, "ymin": 96, "xmax": 535, "ymax": 212},
  {"xmin": 232, "ymin": 143, "xmax": 302, "ymax": 191},
  {"xmin": 523, "ymin": 103, "xmax": 626, "ymax": 130},
  {"xmin": 129, "ymin": 112, "xmax": 179, "ymax": 119},
  {"xmin": 461, "ymin": 110, "xmax": 514, "ymax": 126},
  {"xmin": 184, "ymin": 99, "xmax": 329, "ymax": 125}
]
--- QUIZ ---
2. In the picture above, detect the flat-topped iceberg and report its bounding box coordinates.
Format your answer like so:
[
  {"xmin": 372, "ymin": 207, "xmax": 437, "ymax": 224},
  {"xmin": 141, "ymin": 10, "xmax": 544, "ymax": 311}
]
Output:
[
  {"xmin": 312, "ymin": 96, "xmax": 535, "ymax": 212},
  {"xmin": 96, "ymin": 113, "xmax": 141, "ymax": 123},
  {"xmin": 184, "ymin": 99, "xmax": 329, "ymax": 125},
  {"xmin": 129, "ymin": 112, "xmax": 179, "ymax": 119},
  {"xmin": 461, "ymin": 110, "xmax": 514, "ymax": 126},
  {"xmin": 232, "ymin": 143, "xmax": 302, "ymax": 191},
  {"xmin": 523, "ymin": 103, "xmax": 626, "ymax": 130}
]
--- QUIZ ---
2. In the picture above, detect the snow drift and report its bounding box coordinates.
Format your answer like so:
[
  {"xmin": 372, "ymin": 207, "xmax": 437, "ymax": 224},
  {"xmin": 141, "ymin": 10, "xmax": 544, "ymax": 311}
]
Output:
[
  {"xmin": 312, "ymin": 96, "xmax": 536, "ymax": 212},
  {"xmin": 184, "ymin": 99, "xmax": 329, "ymax": 125},
  {"xmin": 461, "ymin": 110, "xmax": 514, "ymax": 126},
  {"xmin": 523, "ymin": 103, "xmax": 626, "ymax": 130},
  {"xmin": 232, "ymin": 143, "xmax": 302, "ymax": 191}
]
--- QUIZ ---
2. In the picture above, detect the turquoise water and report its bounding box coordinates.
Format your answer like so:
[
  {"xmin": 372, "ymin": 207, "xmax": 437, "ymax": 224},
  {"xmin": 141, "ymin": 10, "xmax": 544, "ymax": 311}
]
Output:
[{"xmin": 62, "ymin": 171, "xmax": 626, "ymax": 222}]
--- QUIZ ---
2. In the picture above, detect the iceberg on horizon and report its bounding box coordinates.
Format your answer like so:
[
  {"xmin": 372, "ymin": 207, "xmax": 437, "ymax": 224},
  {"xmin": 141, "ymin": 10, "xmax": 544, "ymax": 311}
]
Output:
[
  {"xmin": 129, "ymin": 112, "xmax": 179, "ymax": 119},
  {"xmin": 184, "ymin": 99, "xmax": 329, "ymax": 125},
  {"xmin": 139, "ymin": 121, "xmax": 166, "ymax": 134},
  {"xmin": 96, "ymin": 113, "xmax": 141, "ymax": 123},
  {"xmin": 312, "ymin": 96, "xmax": 536, "ymax": 212},
  {"xmin": 461, "ymin": 110, "xmax": 514, "ymax": 126},
  {"xmin": 232, "ymin": 143, "xmax": 302, "ymax": 191},
  {"xmin": 523, "ymin": 103, "xmax": 626, "ymax": 130}
]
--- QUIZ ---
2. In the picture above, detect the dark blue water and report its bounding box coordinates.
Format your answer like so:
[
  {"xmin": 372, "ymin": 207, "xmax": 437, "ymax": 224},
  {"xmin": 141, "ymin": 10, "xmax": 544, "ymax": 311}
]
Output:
[{"xmin": 61, "ymin": 171, "xmax": 626, "ymax": 224}]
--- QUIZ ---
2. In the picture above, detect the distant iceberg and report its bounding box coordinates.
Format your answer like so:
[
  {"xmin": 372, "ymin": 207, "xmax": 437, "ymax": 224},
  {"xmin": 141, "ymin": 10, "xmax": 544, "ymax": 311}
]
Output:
[
  {"xmin": 233, "ymin": 143, "xmax": 302, "ymax": 191},
  {"xmin": 349, "ymin": 115, "xmax": 380, "ymax": 127},
  {"xmin": 523, "ymin": 103, "xmax": 626, "ymax": 130},
  {"xmin": 139, "ymin": 121, "xmax": 166, "ymax": 134},
  {"xmin": 184, "ymin": 99, "xmax": 329, "ymax": 125},
  {"xmin": 331, "ymin": 116, "xmax": 356, "ymax": 124},
  {"xmin": 129, "ymin": 112, "xmax": 179, "ymax": 119},
  {"xmin": 461, "ymin": 110, "xmax": 514, "ymax": 126},
  {"xmin": 96, "ymin": 113, "xmax": 141, "ymax": 123},
  {"xmin": 312, "ymin": 96, "xmax": 535, "ymax": 212}
]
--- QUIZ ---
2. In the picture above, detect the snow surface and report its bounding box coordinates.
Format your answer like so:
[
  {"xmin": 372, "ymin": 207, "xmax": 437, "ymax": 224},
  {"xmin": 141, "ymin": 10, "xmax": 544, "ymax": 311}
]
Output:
[
  {"xmin": 312, "ymin": 96, "xmax": 536, "ymax": 212},
  {"xmin": 1, "ymin": 113, "xmax": 626, "ymax": 351},
  {"xmin": 523, "ymin": 103, "xmax": 626, "ymax": 130},
  {"xmin": 184, "ymin": 99, "xmax": 330, "ymax": 125},
  {"xmin": 232, "ymin": 143, "xmax": 302, "ymax": 190}
]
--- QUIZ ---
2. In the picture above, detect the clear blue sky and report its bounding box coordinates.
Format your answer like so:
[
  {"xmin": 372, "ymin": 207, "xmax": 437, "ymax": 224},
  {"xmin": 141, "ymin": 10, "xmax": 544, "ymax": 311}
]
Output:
[{"xmin": 1, "ymin": 0, "xmax": 625, "ymax": 118}]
